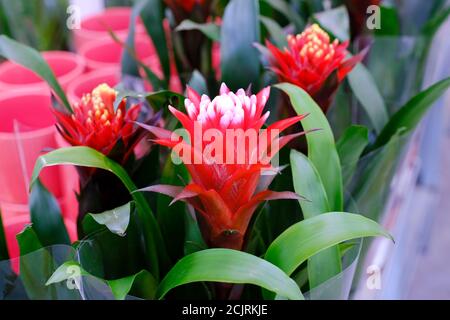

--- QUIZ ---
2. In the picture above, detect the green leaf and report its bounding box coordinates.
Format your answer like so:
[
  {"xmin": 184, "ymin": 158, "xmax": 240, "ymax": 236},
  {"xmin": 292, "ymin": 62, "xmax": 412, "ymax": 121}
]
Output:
[
  {"xmin": 17, "ymin": 224, "xmax": 43, "ymax": 256},
  {"xmin": 347, "ymin": 64, "xmax": 389, "ymax": 133},
  {"xmin": 261, "ymin": 0, "xmax": 304, "ymax": 30},
  {"xmin": 290, "ymin": 150, "xmax": 341, "ymax": 289},
  {"xmin": 0, "ymin": 207, "xmax": 9, "ymax": 260},
  {"xmin": 176, "ymin": 20, "xmax": 220, "ymax": 42},
  {"xmin": 121, "ymin": 0, "xmax": 147, "ymax": 77},
  {"xmin": 107, "ymin": 269, "xmax": 157, "ymax": 300},
  {"xmin": 145, "ymin": 90, "xmax": 186, "ymax": 113},
  {"xmin": 157, "ymin": 248, "xmax": 303, "ymax": 300},
  {"xmin": 0, "ymin": 35, "xmax": 72, "ymax": 113},
  {"xmin": 220, "ymin": 0, "xmax": 261, "ymax": 90},
  {"xmin": 372, "ymin": 77, "xmax": 450, "ymax": 151},
  {"xmin": 260, "ymin": 16, "xmax": 287, "ymax": 48},
  {"xmin": 351, "ymin": 130, "xmax": 406, "ymax": 222},
  {"xmin": 421, "ymin": 6, "xmax": 450, "ymax": 37},
  {"xmin": 30, "ymin": 146, "xmax": 169, "ymax": 280},
  {"xmin": 276, "ymin": 83, "xmax": 343, "ymax": 211},
  {"xmin": 29, "ymin": 179, "xmax": 70, "ymax": 246},
  {"xmin": 184, "ymin": 210, "xmax": 207, "ymax": 255},
  {"xmin": 313, "ymin": 6, "xmax": 349, "ymax": 41},
  {"xmin": 375, "ymin": 5, "xmax": 400, "ymax": 36},
  {"xmin": 336, "ymin": 125, "xmax": 369, "ymax": 186},
  {"xmin": 265, "ymin": 212, "xmax": 392, "ymax": 277},
  {"xmin": 157, "ymin": 158, "xmax": 190, "ymax": 261},
  {"xmin": 140, "ymin": 0, "xmax": 170, "ymax": 81},
  {"xmin": 88, "ymin": 202, "xmax": 132, "ymax": 237}
]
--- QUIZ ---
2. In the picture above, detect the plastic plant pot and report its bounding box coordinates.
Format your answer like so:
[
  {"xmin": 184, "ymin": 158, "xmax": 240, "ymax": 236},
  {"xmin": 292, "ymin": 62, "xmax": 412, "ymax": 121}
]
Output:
[
  {"xmin": 66, "ymin": 68, "xmax": 120, "ymax": 103},
  {"xmin": 0, "ymin": 90, "xmax": 63, "ymax": 205},
  {"xmin": 0, "ymin": 51, "xmax": 86, "ymax": 92},
  {"xmin": 79, "ymin": 36, "xmax": 159, "ymax": 72},
  {"xmin": 73, "ymin": 7, "xmax": 146, "ymax": 52}
]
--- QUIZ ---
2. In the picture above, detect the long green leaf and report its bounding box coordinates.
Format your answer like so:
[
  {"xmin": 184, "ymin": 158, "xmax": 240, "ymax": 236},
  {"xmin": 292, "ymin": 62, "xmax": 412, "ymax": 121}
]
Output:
[
  {"xmin": 372, "ymin": 77, "xmax": 450, "ymax": 150},
  {"xmin": 290, "ymin": 150, "xmax": 341, "ymax": 289},
  {"xmin": 0, "ymin": 35, "xmax": 72, "ymax": 113},
  {"xmin": 157, "ymin": 249, "xmax": 303, "ymax": 300},
  {"xmin": 336, "ymin": 125, "xmax": 369, "ymax": 186},
  {"xmin": 265, "ymin": 212, "xmax": 392, "ymax": 277},
  {"xmin": 175, "ymin": 20, "xmax": 221, "ymax": 42},
  {"xmin": 260, "ymin": 16, "xmax": 287, "ymax": 48},
  {"xmin": 29, "ymin": 146, "xmax": 169, "ymax": 280},
  {"xmin": 347, "ymin": 64, "xmax": 389, "ymax": 133},
  {"xmin": 313, "ymin": 6, "xmax": 349, "ymax": 41},
  {"xmin": 107, "ymin": 269, "xmax": 157, "ymax": 300},
  {"xmin": 140, "ymin": 0, "xmax": 170, "ymax": 81},
  {"xmin": 220, "ymin": 0, "xmax": 261, "ymax": 90},
  {"xmin": 121, "ymin": 0, "xmax": 147, "ymax": 77},
  {"xmin": 261, "ymin": 0, "xmax": 304, "ymax": 30},
  {"xmin": 29, "ymin": 179, "xmax": 70, "ymax": 246},
  {"xmin": 17, "ymin": 224, "xmax": 42, "ymax": 256},
  {"xmin": 276, "ymin": 83, "xmax": 343, "ymax": 211}
]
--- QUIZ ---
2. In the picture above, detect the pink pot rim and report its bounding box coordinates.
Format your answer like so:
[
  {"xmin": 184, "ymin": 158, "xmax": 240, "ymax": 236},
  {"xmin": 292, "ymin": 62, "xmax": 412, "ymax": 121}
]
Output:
[
  {"xmin": 76, "ymin": 6, "xmax": 145, "ymax": 37},
  {"xmin": 0, "ymin": 89, "xmax": 56, "ymax": 140},
  {"xmin": 66, "ymin": 67, "xmax": 120, "ymax": 101},
  {"xmin": 0, "ymin": 51, "xmax": 86, "ymax": 89},
  {"xmin": 79, "ymin": 37, "xmax": 154, "ymax": 70}
]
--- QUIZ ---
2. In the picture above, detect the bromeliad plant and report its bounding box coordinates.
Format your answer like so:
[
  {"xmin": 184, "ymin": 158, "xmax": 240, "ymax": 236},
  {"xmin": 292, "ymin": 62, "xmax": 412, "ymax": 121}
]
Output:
[{"xmin": 0, "ymin": 0, "xmax": 449, "ymax": 300}]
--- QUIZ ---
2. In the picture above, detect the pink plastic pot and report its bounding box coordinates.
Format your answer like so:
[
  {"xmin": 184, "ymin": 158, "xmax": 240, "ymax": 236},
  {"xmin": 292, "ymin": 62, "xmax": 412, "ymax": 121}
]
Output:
[
  {"xmin": 66, "ymin": 68, "xmax": 120, "ymax": 103},
  {"xmin": 73, "ymin": 7, "xmax": 146, "ymax": 52},
  {"xmin": 79, "ymin": 36, "xmax": 159, "ymax": 73},
  {"xmin": 0, "ymin": 51, "xmax": 85, "ymax": 92},
  {"xmin": 0, "ymin": 90, "xmax": 62, "ymax": 204}
]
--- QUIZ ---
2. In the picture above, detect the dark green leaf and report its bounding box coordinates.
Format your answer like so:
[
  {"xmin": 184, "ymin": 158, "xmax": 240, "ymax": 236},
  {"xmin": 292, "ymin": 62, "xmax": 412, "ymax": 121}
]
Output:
[
  {"xmin": 30, "ymin": 146, "xmax": 169, "ymax": 280},
  {"xmin": 140, "ymin": 0, "xmax": 170, "ymax": 81},
  {"xmin": 157, "ymin": 249, "xmax": 303, "ymax": 300},
  {"xmin": 107, "ymin": 269, "xmax": 157, "ymax": 300},
  {"xmin": 0, "ymin": 35, "xmax": 72, "ymax": 113},
  {"xmin": 372, "ymin": 77, "xmax": 450, "ymax": 150},
  {"xmin": 121, "ymin": 0, "xmax": 147, "ymax": 77},
  {"xmin": 347, "ymin": 63, "xmax": 389, "ymax": 133},
  {"xmin": 221, "ymin": 0, "xmax": 261, "ymax": 90},
  {"xmin": 375, "ymin": 6, "xmax": 400, "ymax": 36},
  {"xmin": 421, "ymin": 6, "xmax": 450, "ymax": 37},
  {"xmin": 336, "ymin": 125, "xmax": 369, "ymax": 186},
  {"xmin": 176, "ymin": 20, "xmax": 220, "ymax": 42},
  {"xmin": 17, "ymin": 225, "xmax": 42, "ymax": 256},
  {"xmin": 260, "ymin": 16, "xmax": 287, "ymax": 48},
  {"xmin": 261, "ymin": 0, "xmax": 304, "ymax": 30},
  {"xmin": 30, "ymin": 179, "xmax": 70, "ymax": 246}
]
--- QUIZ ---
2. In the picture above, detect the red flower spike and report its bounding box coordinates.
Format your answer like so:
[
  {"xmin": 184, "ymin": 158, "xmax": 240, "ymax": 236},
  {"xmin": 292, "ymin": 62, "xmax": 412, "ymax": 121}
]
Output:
[
  {"xmin": 139, "ymin": 83, "xmax": 307, "ymax": 250},
  {"xmin": 266, "ymin": 24, "xmax": 366, "ymax": 112},
  {"xmin": 55, "ymin": 83, "xmax": 141, "ymax": 161},
  {"xmin": 164, "ymin": 0, "xmax": 206, "ymax": 13}
]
